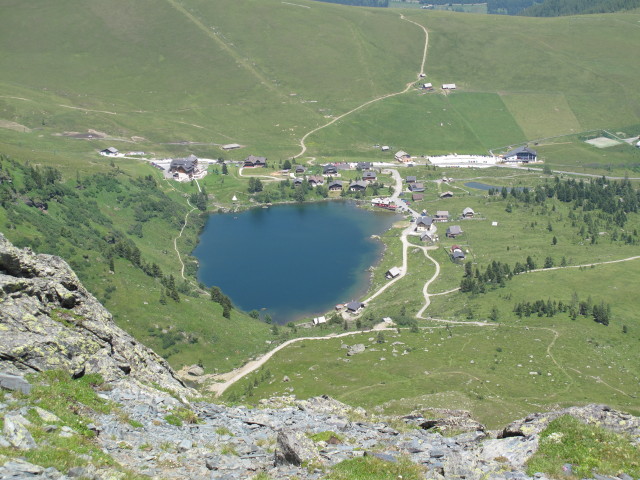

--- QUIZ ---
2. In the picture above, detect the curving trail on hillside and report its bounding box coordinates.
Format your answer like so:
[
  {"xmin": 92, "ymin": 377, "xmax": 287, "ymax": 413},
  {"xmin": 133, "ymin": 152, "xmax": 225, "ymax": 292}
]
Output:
[
  {"xmin": 209, "ymin": 326, "xmax": 396, "ymax": 397},
  {"xmin": 293, "ymin": 15, "xmax": 430, "ymax": 160}
]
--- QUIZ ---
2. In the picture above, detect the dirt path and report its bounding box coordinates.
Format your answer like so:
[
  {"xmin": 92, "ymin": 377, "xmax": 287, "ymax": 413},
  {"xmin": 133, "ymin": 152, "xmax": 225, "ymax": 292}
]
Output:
[
  {"xmin": 161, "ymin": 178, "xmax": 197, "ymax": 280},
  {"xmin": 237, "ymin": 167, "xmax": 281, "ymax": 181},
  {"xmin": 293, "ymin": 15, "xmax": 429, "ymax": 160},
  {"xmin": 415, "ymin": 246, "xmax": 441, "ymax": 318},
  {"xmin": 209, "ymin": 327, "xmax": 396, "ymax": 396}
]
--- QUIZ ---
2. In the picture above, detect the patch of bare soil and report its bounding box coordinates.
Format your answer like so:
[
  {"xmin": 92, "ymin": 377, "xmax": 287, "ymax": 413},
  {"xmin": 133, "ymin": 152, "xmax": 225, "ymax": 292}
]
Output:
[
  {"xmin": 60, "ymin": 130, "xmax": 107, "ymax": 139},
  {"xmin": 0, "ymin": 119, "xmax": 31, "ymax": 132}
]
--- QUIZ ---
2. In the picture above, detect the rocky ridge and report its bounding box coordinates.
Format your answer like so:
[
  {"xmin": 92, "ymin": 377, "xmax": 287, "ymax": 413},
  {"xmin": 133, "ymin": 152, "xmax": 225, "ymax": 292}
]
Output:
[
  {"xmin": 1, "ymin": 235, "xmax": 640, "ymax": 479},
  {"xmin": 0, "ymin": 233, "xmax": 189, "ymax": 396}
]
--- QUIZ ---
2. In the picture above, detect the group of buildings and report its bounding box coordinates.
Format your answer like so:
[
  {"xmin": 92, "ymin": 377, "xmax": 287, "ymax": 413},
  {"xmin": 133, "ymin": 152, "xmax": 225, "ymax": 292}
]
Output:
[{"xmin": 390, "ymin": 146, "xmax": 538, "ymax": 168}]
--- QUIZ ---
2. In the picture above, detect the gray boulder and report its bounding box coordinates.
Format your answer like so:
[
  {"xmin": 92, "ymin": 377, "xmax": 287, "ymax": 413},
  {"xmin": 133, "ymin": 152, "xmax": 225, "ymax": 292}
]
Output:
[
  {"xmin": 0, "ymin": 372, "xmax": 31, "ymax": 394},
  {"xmin": 500, "ymin": 404, "xmax": 640, "ymax": 441},
  {"xmin": 274, "ymin": 429, "xmax": 320, "ymax": 466},
  {"xmin": 346, "ymin": 344, "xmax": 365, "ymax": 356},
  {"xmin": 3, "ymin": 414, "xmax": 36, "ymax": 450}
]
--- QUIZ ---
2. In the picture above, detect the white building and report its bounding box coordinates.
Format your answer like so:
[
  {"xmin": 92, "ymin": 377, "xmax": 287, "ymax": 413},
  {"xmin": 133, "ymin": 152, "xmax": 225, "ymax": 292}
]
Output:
[{"xmin": 427, "ymin": 154, "xmax": 498, "ymax": 168}]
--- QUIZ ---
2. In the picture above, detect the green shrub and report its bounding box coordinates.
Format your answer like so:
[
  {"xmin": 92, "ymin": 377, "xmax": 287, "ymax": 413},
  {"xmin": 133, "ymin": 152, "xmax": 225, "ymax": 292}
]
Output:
[{"xmin": 526, "ymin": 415, "xmax": 640, "ymax": 478}]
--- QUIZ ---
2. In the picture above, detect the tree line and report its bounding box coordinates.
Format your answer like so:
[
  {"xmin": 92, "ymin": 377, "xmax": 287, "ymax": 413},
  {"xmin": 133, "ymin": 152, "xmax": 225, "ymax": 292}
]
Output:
[
  {"xmin": 312, "ymin": 0, "xmax": 389, "ymax": 6},
  {"xmin": 521, "ymin": 0, "xmax": 640, "ymax": 16},
  {"xmin": 513, "ymin": 293, "xmax": 611, "ymax": 326}
]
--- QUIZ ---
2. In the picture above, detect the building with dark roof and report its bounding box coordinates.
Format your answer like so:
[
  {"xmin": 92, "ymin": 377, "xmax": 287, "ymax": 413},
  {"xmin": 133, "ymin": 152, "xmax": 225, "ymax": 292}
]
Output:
[
  {"xmin": 503, "ymin": 146, "xmax": 537, "ymax": 163},
  {"xmin": 169, "ymin": 154, "xmax": 199, "ymax": 176},
  {"xmin": 243, "ymin": 155, "xmax": 267, "ymax": 167}
]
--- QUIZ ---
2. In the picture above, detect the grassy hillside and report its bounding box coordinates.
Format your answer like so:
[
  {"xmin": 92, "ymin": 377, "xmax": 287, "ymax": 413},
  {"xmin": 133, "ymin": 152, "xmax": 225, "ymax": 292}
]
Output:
[
  {"xmin": 0, "ymin": 0, "xmax": 421, "ymax": 160},
  {"xmin": 223, "ymin": 179, "xmax": 640, "ymax": 425},
  {"xmin": 1, "ymin": 0, "xmax": 640, "ymax": 420},
  {"xmin": 1, "ymin": 2, "xmax": 639, "ymax": 173}
]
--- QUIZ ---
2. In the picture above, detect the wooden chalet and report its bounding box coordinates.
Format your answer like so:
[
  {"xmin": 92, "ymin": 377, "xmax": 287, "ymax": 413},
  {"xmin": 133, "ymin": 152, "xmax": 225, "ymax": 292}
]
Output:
[
  {"xmin": 243, "ymin": 155, "xmax": 267, "ymax": 168},
  {"xmin": 502, "ymin": 146, "xmax": 537, "ymax": 163}
]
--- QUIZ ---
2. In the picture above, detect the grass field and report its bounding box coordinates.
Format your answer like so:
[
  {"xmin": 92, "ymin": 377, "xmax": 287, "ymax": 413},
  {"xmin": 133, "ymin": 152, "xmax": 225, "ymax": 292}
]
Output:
[
  {"xmin": 2, "ymin": 0, "xmax": 640, "ymax": 426},
  {"xmin": 221, "ymin": 177, "xmax": 640, "ymax": 424}
]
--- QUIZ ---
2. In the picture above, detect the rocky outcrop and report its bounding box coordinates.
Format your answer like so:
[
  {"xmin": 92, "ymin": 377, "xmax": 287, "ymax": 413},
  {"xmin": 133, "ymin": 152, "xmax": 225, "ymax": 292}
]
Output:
[
  {"xmin": 0, "ymin": 233, "xmax": 189, "ymax": 395},
  {"xmin": 500, "ymin": 403, "xmax": 640, "ymax": 442},
  {"xmin": 405, "ymin": 408, "xmax": 486, "ymax": 435}
]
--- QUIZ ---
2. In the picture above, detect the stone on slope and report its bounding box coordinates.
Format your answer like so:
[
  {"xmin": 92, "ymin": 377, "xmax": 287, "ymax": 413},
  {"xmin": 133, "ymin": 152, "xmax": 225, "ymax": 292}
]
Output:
[
  {"xmin": 0, "ymin": 233, "xmax": 191, "ymax": 396},
  {"xmin": 0, "ymin": 372, "xmax": 31, "ymax": 394},
  {"xmin": 3, "ymin": 414, "xmax": 36, "ymax": 450},
  {"xmin": 274, "ymin": 429, "xmax": 320, "ymax": 466}
]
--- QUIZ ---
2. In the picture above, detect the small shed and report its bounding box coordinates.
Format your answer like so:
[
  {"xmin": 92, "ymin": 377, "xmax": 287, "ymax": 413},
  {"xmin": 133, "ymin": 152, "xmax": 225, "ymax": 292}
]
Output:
[
  {"xmin": 412, "ymin": 193, "xmax": 424, "ymax": 201},
  {"xmin": 446, "ymin": 225, "xmax": 463, "ymax": 238},
  {"xmin": 363, "ymin": 171, "xmax": 377, "ymax": 182},
  {"xmin": 452, "ymin": 249, "xmax": 465, "ymax": 261},
  {"xmin": 435, "ymin": 211, "xmax": 449, "ymax": 222},
  {"xmin": 416, "ymin": 216, "xmax": 433, "ymax": 231},
  {"xmin": 395, "ymin": 151, "xmax": 411, "ymax": 163},
  {"xmin": 410, "ymin": 183, "xmax": 425, "ymax": 192},
  {"xmin": 244, "ymin": 155, "xmax": 267, "ymax": 167},
  {"xmin": 381, "ymin": 145, "xmax": 390, "ymax": 151},
  {"xmin": 308, "ymin": 175, "xmax": 324, "ymax": 186},
  {"xmin": 349, "ymin": 180, "xmax": 368, "ymax": 192},
  {"xmin": 100, "ymin": 147, "xmax": 119, "ymax": 157},
  {"xmin": 328, "ymin": 180, "xmax": 344, "ymax": 191},
  {"xmin": 313, "ymin": 316, "xmax": 327, "ymax": 326},
  {"xmin": 440, "ymin": 191, "xmax": 454, "ymax": 198},
  {"xmin": 462, "ymin": 207, "xmax": 475, "ymax": 218},
  {"xmin": 386, "ymin": 267, "xmax": 401, "ymax": 279},
  {"xmin": 323, "ymin": 164, "xmax": 338, "ymax": 175},
  {"xmin": 406, "ymin": 176, "xmax": 417, "ymax": 184},
  {"xmin": 442, "ymin": 83, "xmax": 457, "ymax": 90},
  {"xmin": 346, "ymin": 301, "xmax": 365, "ymax": 314}
]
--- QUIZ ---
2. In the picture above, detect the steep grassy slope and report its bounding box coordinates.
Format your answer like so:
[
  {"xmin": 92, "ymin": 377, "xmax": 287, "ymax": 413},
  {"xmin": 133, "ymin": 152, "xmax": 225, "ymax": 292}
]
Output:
[
  {"xmin": 0, "ymin": 0, "xmax": 421, "ymax": 160},
  {"xmin": 309, "ymin": 10, "xmax": 640, "ymax": 163}
]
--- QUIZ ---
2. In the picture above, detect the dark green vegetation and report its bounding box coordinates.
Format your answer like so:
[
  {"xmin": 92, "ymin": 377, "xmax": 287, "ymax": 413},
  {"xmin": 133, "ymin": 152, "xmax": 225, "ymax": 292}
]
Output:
[
  {"xmin": 0, "ymin": 154, "xmax": 271, "ymax": 372},
  {"xmin": 522, "ymin": 0, "xmax": 640, "ymax": 16},
  {"xmin": 0, "ymin": 371, "xmax": 147, "ymax": 479},
  {"xmin": 526, "ymin": 416, "xmax": 640, "ymax": 478},
  {"xmin": 223, "ymin": 173, "xmax": 640, "ymax": 426}
]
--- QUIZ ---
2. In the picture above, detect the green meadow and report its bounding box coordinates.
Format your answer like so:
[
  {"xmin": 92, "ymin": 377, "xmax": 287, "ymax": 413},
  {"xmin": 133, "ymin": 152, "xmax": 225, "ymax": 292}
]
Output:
[{"xmin": 1, "ymin": 0, "xmax": 640, "ymax": 424}]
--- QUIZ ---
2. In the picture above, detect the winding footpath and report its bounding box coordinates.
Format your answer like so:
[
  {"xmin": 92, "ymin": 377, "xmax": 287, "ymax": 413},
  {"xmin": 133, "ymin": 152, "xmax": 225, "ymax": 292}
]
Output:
[
  {"xmin": 293, "ymin": 15, "xmax": 429, "ymax": 160},
  {"xmin": 193, "ymin": 14, "xmax": 640, "ymax": 399}
]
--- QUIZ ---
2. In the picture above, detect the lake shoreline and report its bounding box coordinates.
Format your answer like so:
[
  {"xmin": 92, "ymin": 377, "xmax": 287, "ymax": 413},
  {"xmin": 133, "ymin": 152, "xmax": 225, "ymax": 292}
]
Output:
[{"xmin": 192, "ymin": 200, "xmax": 400, "ymax": 324}]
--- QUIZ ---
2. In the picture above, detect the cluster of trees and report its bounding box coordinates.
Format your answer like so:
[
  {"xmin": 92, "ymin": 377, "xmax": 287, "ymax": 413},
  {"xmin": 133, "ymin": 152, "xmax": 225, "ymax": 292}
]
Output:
[
  {"xmin": 495, "ymin": 177, "xmax": 638, "ymax": 225},
  {"xmin": 189, "ymin": 188, "xmax": 208, "ymax": 211},
  {"xmin": 210, "ymin": 286, "xmax": 233, "ymax": 319},
  {"xmin": 494, "ymin": 176, "xmax": 639, "ymax": 244},
  {"xmin": 513, "ymin": 294, "xmax": 611, "ymax": 325},
  {"xmin": 247, "ymin": 177, "xmax": 264, "ymax": 193},
  {"xmin": 417, "ymin": 0, "xmax": 536, "ymax": 14},
  {"xmin": 460, "ymin": 259, "xmax": 518, "ymax": 293},
  {"xmin": 521, "ymin": 0, "xmax": 640, "ymax": 16}
]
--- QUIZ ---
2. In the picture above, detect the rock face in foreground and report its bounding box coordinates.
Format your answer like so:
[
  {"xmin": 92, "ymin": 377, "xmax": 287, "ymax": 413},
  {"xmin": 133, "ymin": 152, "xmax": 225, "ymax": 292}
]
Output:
[{"xmin": 0, "ymin": 233, "xmax": 188, "ymax": 394}]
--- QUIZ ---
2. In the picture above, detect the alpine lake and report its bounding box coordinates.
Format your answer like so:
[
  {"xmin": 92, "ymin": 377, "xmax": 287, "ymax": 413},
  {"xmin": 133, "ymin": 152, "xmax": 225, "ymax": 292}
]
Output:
[{"xmin": 193, "ymin": 201, "xmax": 400, "ymax": 324}]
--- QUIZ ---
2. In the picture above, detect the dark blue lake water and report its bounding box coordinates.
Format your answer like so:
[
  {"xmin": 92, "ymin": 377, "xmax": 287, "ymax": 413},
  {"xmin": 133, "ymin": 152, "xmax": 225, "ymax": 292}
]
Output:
[{"xmin": 193, "ymin": 201, "xmax": 399, "ymax": 324}]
